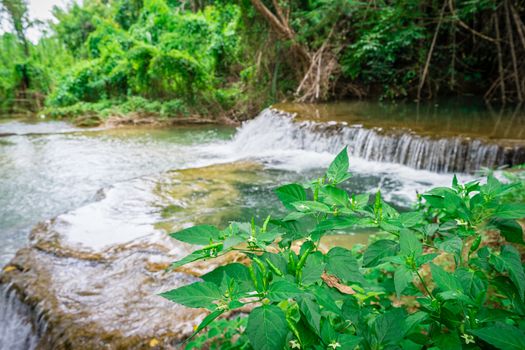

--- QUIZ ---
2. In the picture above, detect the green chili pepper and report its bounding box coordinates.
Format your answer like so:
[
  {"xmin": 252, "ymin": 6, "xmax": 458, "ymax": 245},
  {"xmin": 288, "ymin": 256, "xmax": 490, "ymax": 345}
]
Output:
[
  {"xmin": 265, "ymin": 258, "xmax": 283, "ymax": 277},
  {"xmin": 469, "ymin": 235, "xmax": 481, "ymax": 253}
]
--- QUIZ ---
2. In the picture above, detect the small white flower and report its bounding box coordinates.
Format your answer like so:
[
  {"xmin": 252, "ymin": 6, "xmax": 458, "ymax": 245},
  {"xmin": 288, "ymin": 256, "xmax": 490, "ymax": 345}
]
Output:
[
  {"xmin": 461, "ymin": 333, "xmax": 475, "ymax": 345},
  {"xmin": 455, "ymin": 219, "xmax": 468, "ymax": 226},
  {"xmin": 216, "ymin": 300, "xmax": 229, "ymax": 311},
  {"xmin": 328, "ymin": 341, "xmax": 341, "ymax": 349},
  {"xmin": 289, "ymin": 339, "xmax": 301, "ymax": 349}
]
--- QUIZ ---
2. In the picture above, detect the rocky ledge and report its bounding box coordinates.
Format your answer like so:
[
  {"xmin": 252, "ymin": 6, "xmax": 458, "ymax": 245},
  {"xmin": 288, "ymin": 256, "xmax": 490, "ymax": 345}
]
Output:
[{"xmin": 0, "ymin": 162, "xmax": 265, "ymax": 349}]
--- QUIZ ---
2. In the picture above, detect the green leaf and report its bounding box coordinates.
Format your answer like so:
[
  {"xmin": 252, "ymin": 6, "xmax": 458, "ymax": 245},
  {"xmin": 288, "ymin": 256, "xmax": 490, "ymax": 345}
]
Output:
[
  {"xmin": 471, "ymin": 323, "xmax": 525, "ymax": 350},
  {"xmin": 422, "ymin": 194, "xmax": 444, "ymax": 208},
  {"xmin": 400, "ymin": 229, "xmax": 423, "ymax": 257},
  {"xmin": 476, "ymin": 307, "xmax": 514, "ymax": 323},
  {"xmin": 313, "ymin": 285, "xmax": 342, "ymax": 315},
  {"xmin": 189, "ymin": 309, "xmax": 224, "ymax": 339},
  {"xmin": 430, "ymin": 263, "xmax": 463, "ymax": 293},
  {"xmin": 415, "ymin": 253, "xmax": 438, "ymax": 267},
  {"xmin": 493, "ymin": 219, "xmax": 525, "ymax": 244},
  {"xmin": 223, "ymin": 235, "xmax": 244, "ymax": 249},
  {"xmin": 394, "ymin": 266, "xmax": 412, "ymax": 297},
  {"xmin": 341, "ymin": 297, "xmax": 360, "ymax": 324},
  {"xmin": 201, "ymin": 263, "xmax": 254, "ymax": 293},
  {"xmin": 160, "ymin": 282, "xmax": 222, "ymax": 310},
  {"xmin": 338, "ymin": 334, "xmax": 362, "ymax": 349},
  {"xmin": 326, "ymin": 147, "xmax": 351, "ymax": 184},
  {"xmin": 246, "ymin": 305, "xmax": 288, "ymax": 350},
  {"xmin": 363, "ymin": 239, "xmax": 399, "ymax": 267},
  {"xmin": 314, "ymin": 216, "xmax": 357, "ymax": 233},
  {"xmin": 398, "ymin": 212, "xmax": 424, "ymax": 228},
  {"xmin": 326, "ymin": 247, "xmax": 364, "ymax": 284},
  {"xmin": 374, "ymin": 308, "xmax": 406, "ymax": 346},
  {"xmin": 494, "ymin": 203, "xmax": 525, "ymax": 219},
  {"xmin": 438, "ymin": 290, "xmax": 473, "ymax": 304},
  {"xmin": 301, "ymin": 251, "xmax": 325, "ymax": 286},
  {"xmin": 455, "ymin": 268, "xmax": 487, "ymax": 303},
  {"xmin": 444, "ymin": 191, "xmax": 463, "ymax": 214},
  {"xmin": 404, "ymin": 311, "xmax": 427, "ymax": 334},
  {"xmin": 434, "ymin": 331, "xmax": 461, "ymax": 350},
  {"xmin": 320, "ymin": 318, "xmax": 338, "ymax": 344},
  {"xmin": 258, "ymin": 229, "xmax": 282, "ymax": 243},
  {"xmin": 299, "ymin": 297, "xmax": 321, "ymax": 334},
  {"xmin": 437, "ymin": 236, "xmax": 463, "ymax": 254},
  {"xmin": 292, "ymin": 201, "xmax": 332, "ymax": 213},
  {"xmin": 275, "ymin": 184, "xmax": 306, "ymax": 210},
  {"xmin": 500, "ymin": 245, "xmax": 525, "ymax": 300},
  {"xmin": 282, "ymin": 211, "xmax": 306, "ymax": 221},
  {"xmin": 169, "ymin": 249, "xmax": 209, "ymax": 269},
  {"xmin": 321, "ymin": 186, "xmax": 350, "ymax": 207},
  {"xmin": 268, "ymin": 280, "xmax": 302, "ymax": 302},
  {"xmin": 420, "ymin": 223, "xmax": 439, "ymax": 237},
  {"xmin": 436, "ymin": 236, "xmax": 463, "ymax": 264},
  {"xmin": 351, "ymin": 193, "xmax": 370, "ymax": 209},
  {"xmin": 170, "ymin": 225, "xmax": 220, "ymax": 245}
]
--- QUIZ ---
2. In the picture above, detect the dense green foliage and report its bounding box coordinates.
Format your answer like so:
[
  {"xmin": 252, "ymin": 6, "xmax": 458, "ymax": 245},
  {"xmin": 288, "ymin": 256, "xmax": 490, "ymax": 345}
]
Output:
[
  {"xmin": 163, "ymin": 148, "xmax": 525, "ymax": 350},
  {"xmin": 1, "ymin": 0, "xmax": 249, "ymax": 119},
  {"xmin": 1, "ymin": 0, "xmax": 525, "ymax": 119}
]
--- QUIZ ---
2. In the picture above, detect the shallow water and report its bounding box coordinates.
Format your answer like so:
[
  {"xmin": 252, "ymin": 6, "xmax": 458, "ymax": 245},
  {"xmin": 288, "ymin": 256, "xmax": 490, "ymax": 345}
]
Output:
[
  {"xmin": 275, "ymin": 99, "xmax": 525, "ymax": 140},
  {"xmin": 0, "ymin": 109, "xmax": 477, "ymax": 265},
  {"xmin": 0, "ymin": 122, "xmax": 234, "ymax": 264}
]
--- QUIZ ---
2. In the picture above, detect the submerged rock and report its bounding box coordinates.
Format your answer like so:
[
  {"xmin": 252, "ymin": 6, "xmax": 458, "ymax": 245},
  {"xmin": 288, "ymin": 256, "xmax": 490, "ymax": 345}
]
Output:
[{"xmin": 0, "ymin": 162, "xmax": 265, "ymax": 349}]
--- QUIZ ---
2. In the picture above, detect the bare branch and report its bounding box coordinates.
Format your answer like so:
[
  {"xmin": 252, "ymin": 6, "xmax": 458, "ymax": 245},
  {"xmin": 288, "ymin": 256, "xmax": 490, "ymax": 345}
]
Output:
[
  {"xmin": 504, "ymin": 0, "xmax": 522, "ymax": 101},
  {"xmin": 494, "ymin": 13, "xmax": 506, "ymax": 102},
  {"xmin": 417, "ymin": 1, "xmax": 447, "ymax": 101},
  {"xmin": 448, "ymin": 0, "xmax": 498, "ymax": 43}
]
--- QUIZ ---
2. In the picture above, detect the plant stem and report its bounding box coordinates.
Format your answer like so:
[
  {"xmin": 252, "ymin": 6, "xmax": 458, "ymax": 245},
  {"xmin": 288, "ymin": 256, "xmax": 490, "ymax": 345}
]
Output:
[{"xmin": 416, "ymin": 270, "xmax": 434, "ymax": 299}]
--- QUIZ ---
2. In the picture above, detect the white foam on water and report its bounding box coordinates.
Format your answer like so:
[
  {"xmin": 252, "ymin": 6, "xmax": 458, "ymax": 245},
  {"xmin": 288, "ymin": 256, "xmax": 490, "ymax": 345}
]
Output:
[
  {"xmin": 192, "ymin": 109, "xmax": 477, "ymax": 202},
  {"xmin": 56, "ymin": 177, "xmax": 161, "ymax": 250},
  {"xmin": 203, "ymin": 108, "xmax": 516, "ymax": 173}
]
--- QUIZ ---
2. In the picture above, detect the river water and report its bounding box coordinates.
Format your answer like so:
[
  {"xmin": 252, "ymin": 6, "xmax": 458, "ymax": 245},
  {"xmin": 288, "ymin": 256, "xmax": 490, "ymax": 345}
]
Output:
[
  {"xmin": 0, "ymin": 107, "xmax": 486, "ymax": 266},
  {"xmin": 0, "ymin": 102, "xmax": 523, "ymax": 349}
]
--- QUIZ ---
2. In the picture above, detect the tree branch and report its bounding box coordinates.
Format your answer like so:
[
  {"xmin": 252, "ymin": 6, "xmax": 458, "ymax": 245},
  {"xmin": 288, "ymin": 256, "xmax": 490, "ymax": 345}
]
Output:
[
  {"xmin": 417, "ymin": 1, "xmax": 447, "ymax": 101},
  {"xmin": 448, "ymin": 0, "xmax": 498, "ymax": 43}
]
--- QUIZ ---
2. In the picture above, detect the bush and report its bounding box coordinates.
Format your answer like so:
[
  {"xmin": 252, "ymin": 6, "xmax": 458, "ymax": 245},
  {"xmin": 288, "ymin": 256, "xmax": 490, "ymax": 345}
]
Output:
[
  {"xmin": 162, "ymin": 148, "xmax": 525, "ymax": 350},
  {"xmin": 47, "ymin": 60, "xmax": 106, "ymax": 106}
]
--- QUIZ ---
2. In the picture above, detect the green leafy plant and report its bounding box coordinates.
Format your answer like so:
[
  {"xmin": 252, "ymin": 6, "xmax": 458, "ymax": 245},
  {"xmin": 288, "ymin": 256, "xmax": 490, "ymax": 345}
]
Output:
[{"xmin": 161, "ymin": 147, "xmax": 525, "ymax": 350}]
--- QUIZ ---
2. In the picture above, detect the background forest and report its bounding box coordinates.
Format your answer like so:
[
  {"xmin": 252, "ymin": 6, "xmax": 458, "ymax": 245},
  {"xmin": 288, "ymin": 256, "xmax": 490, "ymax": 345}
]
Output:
[{"xmin": 1, "ymin": 0, "xmax": 525, "ymax": 121}]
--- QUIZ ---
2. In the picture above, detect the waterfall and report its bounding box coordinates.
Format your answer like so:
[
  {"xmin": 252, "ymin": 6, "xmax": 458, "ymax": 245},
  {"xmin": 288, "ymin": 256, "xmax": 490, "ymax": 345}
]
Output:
[
  {"xmin": 230, "ymin": 109, "xmax": 524, "ymax": 173},
  {"xmin": 0, "ymin": 285, "xmax": 39, "ymax": 350}
]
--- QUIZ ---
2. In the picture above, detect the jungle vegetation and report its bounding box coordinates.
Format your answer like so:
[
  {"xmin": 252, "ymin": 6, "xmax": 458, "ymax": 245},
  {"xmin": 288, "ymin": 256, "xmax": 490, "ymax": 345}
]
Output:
[{"xmin": 1, "ymin": 0, "xmax": 525, "ymax": 120}]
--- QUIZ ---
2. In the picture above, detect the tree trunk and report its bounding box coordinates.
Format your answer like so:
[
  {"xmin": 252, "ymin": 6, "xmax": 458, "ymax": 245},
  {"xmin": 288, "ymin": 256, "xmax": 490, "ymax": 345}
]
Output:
[{"xmin": 249, "ymin": 0, "xmax": 311, "ymax": 69}]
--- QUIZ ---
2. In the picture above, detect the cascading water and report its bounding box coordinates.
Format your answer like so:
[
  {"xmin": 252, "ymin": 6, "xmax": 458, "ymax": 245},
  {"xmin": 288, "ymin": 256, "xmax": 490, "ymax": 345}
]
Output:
[
  {"xmin": 229, "ymin": 109, "xmax": 525, "ymax": 173},
  {"xmin": 0, "ymin": 285, "xmax": 39, "ymax": 350}
]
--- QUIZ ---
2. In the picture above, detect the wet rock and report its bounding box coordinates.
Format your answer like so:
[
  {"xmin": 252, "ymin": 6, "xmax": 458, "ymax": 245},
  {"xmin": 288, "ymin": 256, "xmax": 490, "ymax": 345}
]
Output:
[
  {"xmin": 74, "ymin": 114, "xmax": 104, "ymax": 128},
  {"xmin": 0, "ymin": 162, "xmax": 265, "ymax": 349}
]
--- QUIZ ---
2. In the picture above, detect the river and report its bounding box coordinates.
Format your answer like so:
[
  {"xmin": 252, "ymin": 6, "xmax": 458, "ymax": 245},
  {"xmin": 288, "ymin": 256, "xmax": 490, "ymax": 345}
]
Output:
[{"xmin": 0, "ymin": 101, "xmax": 523, "ymax": 349}]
